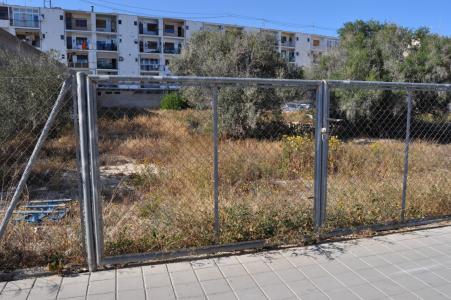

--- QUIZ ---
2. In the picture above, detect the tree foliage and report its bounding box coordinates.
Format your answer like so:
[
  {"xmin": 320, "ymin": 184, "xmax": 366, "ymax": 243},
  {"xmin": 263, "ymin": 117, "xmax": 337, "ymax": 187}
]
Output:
[
  {"xmin": 310, "ymin": 20, "xmax": 451, "ymax": 137},
  {"xmin": 0, "ymin": 50, "xmax": 69, "ymax": 141},
  {"xmin": 171, "ymin": 30, "xmax": 304, "ymax": 138}
]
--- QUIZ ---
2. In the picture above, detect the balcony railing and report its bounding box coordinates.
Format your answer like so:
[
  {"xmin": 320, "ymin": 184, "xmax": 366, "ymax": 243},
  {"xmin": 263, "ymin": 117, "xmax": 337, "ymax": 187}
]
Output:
[
  {"xmin": 140, "ymin": 64, "xmax": 161, "ymax": 71},
  {"xmin": 11, "ymin": 18, "xmax": 39, "ymax": 28},
  {"xmin": 141, "ymin": 47, "xmax": 160, "ymax": 54},
  {"xmin": 68, "ymin": 43, "xmax": 90, "ymax": 50},
  {"xmin": 97, "ymin": 42, "xmax": 117, "ymax": 51},
  {"xmin": 68, "ymin": 62, "xmax": 89, "ymax": 68},
  {"xmin": 66, "ymin": 20, "xmax": 89, "ymax": 31},
  {"xmin": 164, "ymin": 48, "xmax": 181, "ymax": 54},
  {"xmin": 281, "ymin": 41, "xmax": 295, "ymax": 47},
  {"xmin": 97, "ymin": 62, "xmax": 117, "ymax": 70}
]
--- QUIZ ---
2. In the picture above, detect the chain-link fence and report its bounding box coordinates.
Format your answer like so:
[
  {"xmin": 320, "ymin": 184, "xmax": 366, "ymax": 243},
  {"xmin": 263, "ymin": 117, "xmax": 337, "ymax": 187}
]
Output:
[
  {"xmin": 0, "ymin": 75, "xmax": 84, "ymax": 272},
  {"xmin": 1, "ymin": 73, "xmax": 450, "ymax": 272}
]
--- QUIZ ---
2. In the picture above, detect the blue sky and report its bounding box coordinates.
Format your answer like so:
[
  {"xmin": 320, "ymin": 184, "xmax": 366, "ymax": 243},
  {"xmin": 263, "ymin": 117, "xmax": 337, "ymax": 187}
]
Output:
[{"xmin": 8, "ymin": 0, "xmax": 451, "ymax": 37}]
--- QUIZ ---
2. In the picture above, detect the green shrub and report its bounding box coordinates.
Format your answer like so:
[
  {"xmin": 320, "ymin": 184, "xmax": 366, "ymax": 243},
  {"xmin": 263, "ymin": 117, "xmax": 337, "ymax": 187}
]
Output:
[{"xmin": 160, "ymin": 92, "xmax": 188, "ymax": 110}]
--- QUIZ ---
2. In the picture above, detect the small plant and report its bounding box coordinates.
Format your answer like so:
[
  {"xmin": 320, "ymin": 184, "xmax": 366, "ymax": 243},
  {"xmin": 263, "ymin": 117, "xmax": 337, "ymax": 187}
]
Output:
[{"xmin": 160, "ymin": 92, "xmax": 189, "ymax": 110}]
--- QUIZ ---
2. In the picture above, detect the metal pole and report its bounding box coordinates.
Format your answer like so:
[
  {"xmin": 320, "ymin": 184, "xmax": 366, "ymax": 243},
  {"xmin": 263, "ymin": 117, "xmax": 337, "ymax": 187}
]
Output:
[
  {"xmin": 320, "ymin": 81, "xmax": 330, "ymax": 225},
  {"xmin": 401, "ymin": 93, "xmax": 413, "ymax": 222},
  {"xmin": 212, "ymin": 87, "xmax": 220, "ymax": 242},
  {"xmin": 76, "ymin": 72, "xmax": 97, "ymax": 272},
  {"xmin": 87, "ymin": 77, "xmax": 104, "ymax": 265},
  {"xmin": 0, "ymin": 79, "xmax": 71, "ymax": 240},
  {"xmin": 314, "ymin": 82, "xmax": 324, "ymax": 228}
]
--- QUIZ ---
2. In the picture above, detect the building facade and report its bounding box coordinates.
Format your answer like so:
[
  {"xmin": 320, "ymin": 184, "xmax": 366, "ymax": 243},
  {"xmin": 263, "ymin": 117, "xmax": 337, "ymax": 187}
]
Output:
[{"xmin": 0, "ymin": 4, "xmax": 339, "ymax": 76}]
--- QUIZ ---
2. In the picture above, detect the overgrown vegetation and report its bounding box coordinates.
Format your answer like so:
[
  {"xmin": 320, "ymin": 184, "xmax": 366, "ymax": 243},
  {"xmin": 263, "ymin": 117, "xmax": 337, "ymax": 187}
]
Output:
[
  {"xmin": 171, "ymin": 30, "xmax": 304, "ymax": 138},
  {"xmin": 160, "ymin": 92, "xmax": 189, "ymax": 110}
]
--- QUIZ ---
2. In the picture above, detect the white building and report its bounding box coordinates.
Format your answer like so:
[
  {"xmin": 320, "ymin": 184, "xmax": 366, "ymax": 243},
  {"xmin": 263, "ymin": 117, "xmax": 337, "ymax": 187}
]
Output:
[{"xmin": 0, "ymin": 4, "xmax": 339, "ymax": 76}]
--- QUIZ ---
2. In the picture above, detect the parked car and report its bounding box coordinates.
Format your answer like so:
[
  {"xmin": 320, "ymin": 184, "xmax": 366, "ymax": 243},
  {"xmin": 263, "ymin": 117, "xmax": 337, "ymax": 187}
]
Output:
[{"xmin": 282, "ymin": 102, "xmax": 312, "ymax": 112}]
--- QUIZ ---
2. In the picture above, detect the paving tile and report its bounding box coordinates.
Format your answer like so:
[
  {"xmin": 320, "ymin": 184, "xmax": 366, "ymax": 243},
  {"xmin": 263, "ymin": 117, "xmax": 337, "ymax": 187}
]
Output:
[
  {"xmin": 390, "ymin": 274, "xmax": 430, "ymax": 291},
  {"xmin": 117, "ymin": 275, "xmax": 144, "ymax": 292},
  {"xmin": 413, "ymin": 287, "xmax": 449, "ymax": 300},
  {"xmin": 57, "ymin": 281, "xmax": 89, "ymax": 299},
  {"xmin": 238, "ymin": 254, "xmax": 263, "ymax": 263},
  {"xmin": 298, "ymin": 264, "xmax": 330, "ymax": 279},
  {"xmin": 324, "ymin": 287, "xmax": 360, "ymax": 300},
  {"xmin": 87, "ymin": 279, "xmax": 115, "ymax": 295},
  {"xmin": 265, "ymin": 258, "xmax": 293, "ymax": 271},
  {"xmin": 144, "ymin": 272, "xmax": 172, "ymax": 288},
  {"xmin": 87, "ymin": 292, "xmax": 115, "ymax": 300},
  {"xmin": 167, "ymin": 262, "xmax": 192, "ymax": 273},
  {"xmin": 218, "ymin": 264, "xmax": 248, "ymax": 278},
  {"xmin": 207, "ymin": 291, "xmax": 237, "ymax": 300},
  {"xmin": 117, "ymin": 287, "xmax": 146, "ymax": 300},
  {"xmin": 89, "ymin": 270, "xmax": 115, "ymax": 281},
  {"xmin": 234, "ymin": 287, "xmax": 267, "ymax": 300},
  {"xmin": 27, "ymin": 285, "xmax": 60, "ymax": 300},
  {"xmin": 173, "ymin": 281, "xmax": 204, "ymax": 298},
  {"xmin": 3, "ymin": 278, "xmax": 35, "ymax": 291},
  {"xmin": 413, "ymin": 271, "xmax": 450, "ymax": 287},
  {"xmin": 200, "ymin": 278, "xmax": 231, "ymax": 295},
  {"xmin": 0, "ymin": 282, "xmax": 6, "ymax": 293},
  {"xmin": 355, "ymin": 268, "xmax": 386, "ymax": 282},
  {"xmin": 191, "ymin": 259, "xmax": 216, "ymax": 270},
  {"xmin": 360, "ymin": 255, "xmax": 390, "ymax": 268},
  {"xmin": 286, "ymin": 279, "xmax": 320, "ymax": 296},
  {"xmin": 170, "ymin": 270, "xmax": 197, "ymax": 285},
  {"xmin": 242, "ymin": 261, "xmax": 271, "ymax": 274},
  {"xmin": 338, "ymin": 258, "xmax": 370, "ymax": 271},
  {"xmin": 253, "ymin": 271, "xmax": 283, "ymax": 286},
  {"xmin": 146, "ymin": 285, "xmax": 176, "ymax": 300},
  {"xmin": 213, "ymin": 256, "xmax": 239, "ymax": 266},
  {"xmin": 117, "ymin": 267, "xmax": 142, "ymax": 277},
  {"xmin": 226, "ymin": 275, "xmax": 258, "ymax": 291},
  {"xmin": 260, "ymin": 283, "xmax": 296, "ymax": 300},
  {"xmin": 142, "ymin": 264, "xmax": 167, "ymax": 274},
  {"xmin": 333, "ymin": 271, "xmax": 367, "ymax": 287},
  {"xmin": 309, "ymin": 276, "xmax": 343, "ymax": 291},
  {"xmin": 195, "ymin": 267, "xmax": 224, "ymax": 282},
  {"xmin": 33, "ymin": 276, "xmax": 61, "ymax": 288},
  {"xmin": 0, "ymin": 289, "xmax": 30, "ymax": 300},
  {"xmin": 298, "ymin": 290, "xmax": 329, "ymax": 300},
  {"xmin": 276, "ymin": 268, "xmax": 306, "ymax": 283},
  {"xmin": 371, "ymin": 279, "xmax": 406, "ymax": 296},
  {"xmin": 60, "ymin": 273, "xmax": 90, "ymax": 285},
  {"xmin": 350, "ymin": 284, "xmax": 387, "ymax": 300},
  {"xmin": 389, "ymin": 292, "xmax": 422, "ymax": 300}
]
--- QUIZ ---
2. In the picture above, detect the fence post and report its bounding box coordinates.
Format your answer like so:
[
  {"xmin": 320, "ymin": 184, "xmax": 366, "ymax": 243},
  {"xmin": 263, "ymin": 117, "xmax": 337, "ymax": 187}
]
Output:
[
  {"xmin": 401, "ymin": 93, "xmax": 413, "ymax": 222},
  {"xmin": 320, "ymin": 82, "xmax": 330, "ymax": 225},
  {"xmin": 314, "ymin": 82, "xmax": 324, "ymax": 228},
  {"xmin": 86, "ymin": 76, "xmax": 104, "ymax": 265},
  {"xmin": 76, "ymin": 72, "xmax": 97, "ymax": 272},
  {"xmin": 212, "ymin": 87, "xmax": 220, "ymax": 242},
  {"xmin": 0, "ymin": 79, "xmax": 71, "ymax": 240}
]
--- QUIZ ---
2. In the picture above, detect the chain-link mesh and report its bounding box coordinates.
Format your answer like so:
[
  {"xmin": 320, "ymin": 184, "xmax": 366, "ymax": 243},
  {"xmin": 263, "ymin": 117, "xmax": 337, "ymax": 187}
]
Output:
[
  {"xmin": 95, "ymin": 83, "xmax": 318, "ymax": 257},
  {"xmin": 0, "ymin": 76, "xmax": 83, "ymax": 271},
  {"xmin": 406, "ymin": 90, "xmax": 451, "ymax": 220},
  {"xmin": 325, "ymin": 87, "xmax": 451, "ymax": 230}
]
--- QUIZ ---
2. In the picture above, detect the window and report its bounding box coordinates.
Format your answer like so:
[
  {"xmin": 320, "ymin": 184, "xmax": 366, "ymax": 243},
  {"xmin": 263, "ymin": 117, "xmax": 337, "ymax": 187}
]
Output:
[
  {"xmin": 60, "ymin": 35, "xmax": 64, "ymax": 40},
  {"xmin": 96, "ymin": 19, "xmax": 106, "ymax": 29},
  {"xmin": 134, "ymin": 21, "xmax": 137, "ymax": 26},
  {"xmin": 118, "ymin": 19, "xmax": 122, "ymax": 24},
  {"xmin": 0, "ymin": 7, "xmax": 8, "ymax": 20},
  {"xmin": 146, "ymin": 41, "xmax": 158, "ymax": 49},
  {"xmin": 164, "ymin": 24, "xmax": 175, "ymax": 33},
  {"xmin": 312, "ymin": 39, "xmax": 320, "ymax": 47},
  {"xmin": 11, "ymin": 8, "xmax": 39, "ymax": 28},
  {"xmin": 75, "ymin": 19, "xmax": 87, "ymax": 28},
  {"xmin": 147, "ymin": 23, "xmax": 158, "ymax": 33},
  {"xmin": 60, "ymin": 15, "xmax": 64, "ymax": 20}
]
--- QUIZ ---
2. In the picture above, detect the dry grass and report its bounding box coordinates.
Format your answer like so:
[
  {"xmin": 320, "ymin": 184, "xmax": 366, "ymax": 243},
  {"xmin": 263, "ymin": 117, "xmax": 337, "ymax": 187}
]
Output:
[{"xmin": 1, "ymin": 108, "xmax": 449, "ymax": 270}]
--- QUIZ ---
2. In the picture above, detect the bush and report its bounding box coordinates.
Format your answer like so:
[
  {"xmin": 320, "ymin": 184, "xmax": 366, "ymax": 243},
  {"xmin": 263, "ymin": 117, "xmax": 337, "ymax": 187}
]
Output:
[{"xmin": 160, "ymin": 92, "xmax": 188, "ymax": 110}]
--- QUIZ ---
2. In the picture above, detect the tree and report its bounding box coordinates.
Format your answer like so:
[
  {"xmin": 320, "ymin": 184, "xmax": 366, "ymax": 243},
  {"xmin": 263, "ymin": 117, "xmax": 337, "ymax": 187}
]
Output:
[
  {"xmin": 310, "ymin": 20, "xmax": 451, "ymax": 137},
  {"xmin": 171, "ymin": 30, "xmax": 304, "ymax": 138}
]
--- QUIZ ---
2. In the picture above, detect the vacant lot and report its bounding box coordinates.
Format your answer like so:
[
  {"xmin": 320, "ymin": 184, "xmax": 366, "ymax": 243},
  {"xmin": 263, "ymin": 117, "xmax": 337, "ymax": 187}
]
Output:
[{"xmin": 1, "ymin": 108, "xmax": 450, "ymax": 270}]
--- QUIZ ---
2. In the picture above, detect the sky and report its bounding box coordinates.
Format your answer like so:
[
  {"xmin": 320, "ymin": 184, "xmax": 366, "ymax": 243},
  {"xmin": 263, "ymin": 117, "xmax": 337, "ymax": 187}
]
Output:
[{"xmin": 5, "ymin": 0, "xmax": 451, "ymax": 37}]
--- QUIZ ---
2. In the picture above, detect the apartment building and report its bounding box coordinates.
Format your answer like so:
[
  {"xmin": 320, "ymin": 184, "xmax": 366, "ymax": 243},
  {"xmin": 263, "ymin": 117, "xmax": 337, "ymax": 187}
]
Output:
[{"xmin": 0, "ymin": 4, "xmax": 339, "ymax": 76}]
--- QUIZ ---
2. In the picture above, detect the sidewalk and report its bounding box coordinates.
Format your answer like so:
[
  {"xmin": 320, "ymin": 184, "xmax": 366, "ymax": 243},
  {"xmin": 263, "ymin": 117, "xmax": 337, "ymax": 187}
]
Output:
[{"xmin": 1, "ymin": 226, "xmax": 451, "ymax": 299}]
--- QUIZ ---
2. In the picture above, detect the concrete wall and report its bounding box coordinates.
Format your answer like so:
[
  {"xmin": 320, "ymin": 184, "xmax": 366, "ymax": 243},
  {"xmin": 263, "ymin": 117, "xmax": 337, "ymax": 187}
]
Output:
[
  {"xmin": 41, "ymin": 8, "xmax": 66, "ymax": 63},
  {"xmin": 97, "ymin": 90, "xmax": 163, "ymax": 108},
  {"xmin": 117, "ymin": 14, "xmax": 140, "ymax": 76}
]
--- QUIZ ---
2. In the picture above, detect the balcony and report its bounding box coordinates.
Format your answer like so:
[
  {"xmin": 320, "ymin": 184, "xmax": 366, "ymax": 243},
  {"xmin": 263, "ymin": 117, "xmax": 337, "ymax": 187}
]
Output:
[
  {"xmin": 16, "ymin": 30, "xmax": 40, "ymax": 48},
  {"xmin": 281, "ymin": 41, "xmax": 295, "ymax": 48},
  {"xmin": 163, "ymin": 20, "xmax": 184, "ymax": 38},
  {"xmin": 67, "ymin": 37, "xmax": 90, "ymax": 50},
  {"xmin": 141, "ymin": 64, "xmax": 161, "ymax": 71},
  {"xmin": 139, "ymin": 21, "xmax": 159, "ymax": 36},
  {"xmin": 10, "ymin": 18, "xmax": 39, "ymax": 28},
  {"xmin": 66, "ymin": 13, "xmax": 91, "ymax": 31},
  {"xmin": 163, "ymin": 48, "xmax": 181, "ymax": 54},
  {"xmin": 96, "ymin": 15, "xmax": 116, "ymax": 33},
  {"xmin": 68, "ymin": 61, "xmax": 89, "ymax": 69},
  {"xmin": 10, "ymin": 8, "xmax": 39, "ymax": 28},
  {"xmin": 97, "ymin": 41, "xmax": 117, "ymax": 51},
  {"xmin": 97, "ymin": 58, "xmax": 117, "ymax": 70}
]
